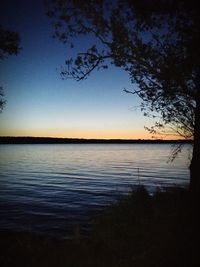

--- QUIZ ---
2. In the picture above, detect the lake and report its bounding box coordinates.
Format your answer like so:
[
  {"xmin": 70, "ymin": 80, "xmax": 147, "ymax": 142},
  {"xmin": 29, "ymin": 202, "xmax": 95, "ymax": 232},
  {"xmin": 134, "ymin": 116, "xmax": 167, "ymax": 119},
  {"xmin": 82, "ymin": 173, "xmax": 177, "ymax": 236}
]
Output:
[{"xmin": 0, "ymin": 143, "xmax": 191, "ymax": 238}]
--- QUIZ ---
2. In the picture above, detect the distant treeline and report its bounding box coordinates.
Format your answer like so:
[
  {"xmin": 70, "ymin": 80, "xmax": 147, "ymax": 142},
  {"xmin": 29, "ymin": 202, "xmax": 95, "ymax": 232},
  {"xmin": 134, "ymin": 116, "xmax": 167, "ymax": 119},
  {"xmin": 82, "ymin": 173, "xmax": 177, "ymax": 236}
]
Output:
[{"xmin": 0, "ymin": 136, "xmax": 193, "ymax": 144}]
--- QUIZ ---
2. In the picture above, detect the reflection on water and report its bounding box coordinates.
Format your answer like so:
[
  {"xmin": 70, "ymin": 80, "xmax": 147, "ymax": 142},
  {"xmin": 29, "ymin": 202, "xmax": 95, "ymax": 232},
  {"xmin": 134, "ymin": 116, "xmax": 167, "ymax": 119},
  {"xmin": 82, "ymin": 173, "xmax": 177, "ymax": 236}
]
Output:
[{"xmin": 0, "ymin": 144, "xmax": 190, "ymax": 238}]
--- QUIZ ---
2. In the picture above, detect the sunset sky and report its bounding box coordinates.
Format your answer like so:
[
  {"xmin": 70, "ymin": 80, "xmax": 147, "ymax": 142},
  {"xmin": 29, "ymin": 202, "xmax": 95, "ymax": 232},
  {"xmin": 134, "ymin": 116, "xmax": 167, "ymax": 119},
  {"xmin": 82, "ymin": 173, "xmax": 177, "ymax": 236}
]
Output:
[{"xmin": 0, "ymin": 0, "xmax": 158, "ymax": 139}]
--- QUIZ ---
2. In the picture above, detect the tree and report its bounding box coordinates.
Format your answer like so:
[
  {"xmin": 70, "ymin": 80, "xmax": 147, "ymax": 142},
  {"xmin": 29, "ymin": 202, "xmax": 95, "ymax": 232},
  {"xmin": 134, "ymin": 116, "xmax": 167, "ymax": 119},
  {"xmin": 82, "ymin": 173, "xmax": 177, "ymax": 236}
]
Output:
[
  {"xmin": 0, "ymin": 25, "xmax": 21, "ymax": 111},
  {"xmin": 46, "ymin": 0, "xmax": 200, "ymax": 194}
]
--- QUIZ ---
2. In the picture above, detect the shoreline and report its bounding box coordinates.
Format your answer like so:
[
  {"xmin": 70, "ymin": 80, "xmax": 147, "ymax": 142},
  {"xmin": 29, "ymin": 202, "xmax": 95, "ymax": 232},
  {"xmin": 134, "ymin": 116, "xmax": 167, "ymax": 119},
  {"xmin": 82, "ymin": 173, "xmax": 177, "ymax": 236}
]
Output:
[
  {"xmin": 0, "ymin": 136, "xmax": 192, "ymax": 144},
  {"xmin": 0, "ymin": 186, "xmax": 198, "ymax": 267}
]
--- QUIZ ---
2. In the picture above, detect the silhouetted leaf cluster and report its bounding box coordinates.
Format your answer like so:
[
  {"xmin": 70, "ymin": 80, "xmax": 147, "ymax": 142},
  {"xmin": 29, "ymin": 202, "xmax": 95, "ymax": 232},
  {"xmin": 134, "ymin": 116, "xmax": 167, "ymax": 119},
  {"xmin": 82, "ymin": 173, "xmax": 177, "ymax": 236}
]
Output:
[
  {"xmin": 0, "ymin": 25, "xmax": 20, "ymax": 60},
  {"xmin": 0, "ymin": 25, "xmax": 21, "ymax": 111}
]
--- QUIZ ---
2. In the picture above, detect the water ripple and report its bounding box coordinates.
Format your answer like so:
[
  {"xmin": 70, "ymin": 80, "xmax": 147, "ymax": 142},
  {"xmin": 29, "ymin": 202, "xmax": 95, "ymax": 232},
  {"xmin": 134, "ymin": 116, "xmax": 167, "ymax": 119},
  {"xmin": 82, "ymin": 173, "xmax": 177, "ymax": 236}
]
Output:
[{"xmin": 0, "ymin": 144, "xmax": 190, "ymax": 238}]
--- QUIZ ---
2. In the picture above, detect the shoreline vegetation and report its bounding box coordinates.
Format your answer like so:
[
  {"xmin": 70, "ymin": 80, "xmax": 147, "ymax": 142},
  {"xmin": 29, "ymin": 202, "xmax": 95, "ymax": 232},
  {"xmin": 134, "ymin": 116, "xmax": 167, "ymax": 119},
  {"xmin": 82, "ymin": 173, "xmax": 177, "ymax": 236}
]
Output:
[
  {"xmin": 0, "ymin": 136, "xmax": 192, "ymax": 144},
  {"xmin": 0, "ymin": 186, "xmax": 198, "ymax": 267}
]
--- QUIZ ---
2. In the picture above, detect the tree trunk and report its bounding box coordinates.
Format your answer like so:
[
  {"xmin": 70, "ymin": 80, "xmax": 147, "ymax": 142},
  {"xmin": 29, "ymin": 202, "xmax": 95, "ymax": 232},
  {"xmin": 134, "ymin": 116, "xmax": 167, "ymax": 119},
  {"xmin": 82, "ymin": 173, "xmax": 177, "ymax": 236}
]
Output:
[{"xmin": 190, "ymin": 88, "xmax": 200, "ymax": 196}]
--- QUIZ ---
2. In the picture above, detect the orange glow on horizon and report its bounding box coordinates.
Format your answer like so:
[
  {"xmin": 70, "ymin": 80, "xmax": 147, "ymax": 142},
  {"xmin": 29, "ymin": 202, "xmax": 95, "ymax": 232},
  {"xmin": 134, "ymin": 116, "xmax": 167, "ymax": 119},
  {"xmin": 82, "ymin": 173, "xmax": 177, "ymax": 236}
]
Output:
[{"xmin": 0, "ymin": 128, "xmax": 183, "ymax": 140}]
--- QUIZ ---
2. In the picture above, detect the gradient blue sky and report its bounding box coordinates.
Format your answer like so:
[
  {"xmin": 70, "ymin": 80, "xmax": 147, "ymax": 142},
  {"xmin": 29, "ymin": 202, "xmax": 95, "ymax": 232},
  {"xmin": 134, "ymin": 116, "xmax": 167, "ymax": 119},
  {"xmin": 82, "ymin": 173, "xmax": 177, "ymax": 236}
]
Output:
[{"xmin": 0, "ymin": 0, "xmax": 156, "ymax": 139}]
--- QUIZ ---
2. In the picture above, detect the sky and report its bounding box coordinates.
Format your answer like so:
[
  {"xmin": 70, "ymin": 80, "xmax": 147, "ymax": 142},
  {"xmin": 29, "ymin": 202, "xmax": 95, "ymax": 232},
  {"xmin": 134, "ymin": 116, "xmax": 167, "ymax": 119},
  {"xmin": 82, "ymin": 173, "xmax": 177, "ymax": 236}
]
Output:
[{"xmin": 0, "ymin": 0, "xmax": 156, "ymax": 139}]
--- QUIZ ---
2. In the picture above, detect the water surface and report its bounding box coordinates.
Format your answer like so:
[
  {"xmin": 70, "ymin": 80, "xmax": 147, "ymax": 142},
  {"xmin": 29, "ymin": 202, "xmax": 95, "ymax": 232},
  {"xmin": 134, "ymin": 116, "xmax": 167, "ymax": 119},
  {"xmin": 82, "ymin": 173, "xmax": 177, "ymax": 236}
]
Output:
[{"xmin": 0, "ymin": 144, "xmax": 190, "ymax": 238}]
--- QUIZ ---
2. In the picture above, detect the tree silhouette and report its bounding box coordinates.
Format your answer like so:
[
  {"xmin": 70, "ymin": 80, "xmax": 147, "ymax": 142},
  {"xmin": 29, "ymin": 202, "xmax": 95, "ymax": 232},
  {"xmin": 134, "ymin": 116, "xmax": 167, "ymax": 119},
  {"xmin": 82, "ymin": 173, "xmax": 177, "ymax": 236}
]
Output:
[
  {"xmin": 0, "ymin": 25, "xmax": 21, "ymax": 111},
  {"xmin": 46, "ymin": 0, "xmax": 200, "ymax": 194}
]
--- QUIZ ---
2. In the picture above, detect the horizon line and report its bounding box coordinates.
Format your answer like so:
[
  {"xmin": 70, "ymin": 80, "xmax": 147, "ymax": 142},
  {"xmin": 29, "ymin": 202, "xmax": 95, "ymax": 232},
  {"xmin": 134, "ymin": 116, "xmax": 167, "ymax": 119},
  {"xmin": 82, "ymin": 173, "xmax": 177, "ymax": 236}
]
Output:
[{"xmin": 0, "ymin": 136, "xmax": 192, "ymax": 144}]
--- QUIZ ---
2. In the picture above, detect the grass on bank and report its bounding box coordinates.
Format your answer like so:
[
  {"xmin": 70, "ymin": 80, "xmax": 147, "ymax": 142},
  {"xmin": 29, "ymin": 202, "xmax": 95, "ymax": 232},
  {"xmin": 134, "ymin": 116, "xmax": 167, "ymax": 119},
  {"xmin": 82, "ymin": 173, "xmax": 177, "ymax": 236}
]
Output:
[{"xmin": 0, "ymin": 186, "xmax": 199, "ymax": 267}]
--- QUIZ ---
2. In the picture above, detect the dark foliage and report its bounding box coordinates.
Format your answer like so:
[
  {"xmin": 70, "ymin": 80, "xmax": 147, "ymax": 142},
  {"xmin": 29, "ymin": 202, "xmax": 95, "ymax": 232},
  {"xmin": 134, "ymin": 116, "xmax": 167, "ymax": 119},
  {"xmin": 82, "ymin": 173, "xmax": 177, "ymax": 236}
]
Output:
[
  {"xmin": 0, "ymin": 25, "xmax": 21, "ymax": 111},
  {"xmin": 0, "ymin": 186, "xmax": 199, "ymax": 267},
  {"xmin": 45, "ymin": 0, "xmax": 199, "ymax": 139},
  {"xmin": 45, "ymin": 0, "xmax": 200, "ymax": 193}
]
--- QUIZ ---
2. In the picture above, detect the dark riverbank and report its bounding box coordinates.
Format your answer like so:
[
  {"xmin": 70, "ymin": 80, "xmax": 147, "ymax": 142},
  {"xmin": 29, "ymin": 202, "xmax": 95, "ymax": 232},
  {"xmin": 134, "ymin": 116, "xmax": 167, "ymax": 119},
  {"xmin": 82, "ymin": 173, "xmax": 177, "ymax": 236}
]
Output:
[
  {"xmin": 0, "ymin": 136, "xmax": 192, "ymax": 144},
  {"xmin": 0, "ymin": 187, "xmax": 198, "ymax": 267}
]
